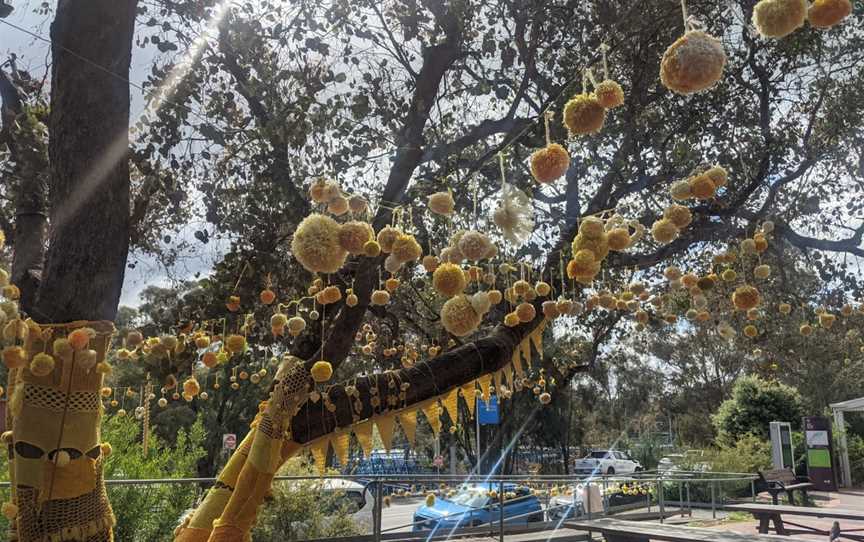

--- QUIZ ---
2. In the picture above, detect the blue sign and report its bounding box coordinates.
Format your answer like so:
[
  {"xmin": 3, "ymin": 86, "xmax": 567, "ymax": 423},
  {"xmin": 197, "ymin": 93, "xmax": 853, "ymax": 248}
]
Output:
[{"xmin": 477, "ymin": 396, "xmax": 500, "ymax": 425}]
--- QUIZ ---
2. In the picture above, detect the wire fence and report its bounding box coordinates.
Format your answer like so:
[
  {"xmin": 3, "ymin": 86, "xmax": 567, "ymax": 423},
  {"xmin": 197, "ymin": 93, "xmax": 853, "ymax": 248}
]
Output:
[{"xmin": 0, "ymin": 471, "xmax": 760, "ymax": 542}]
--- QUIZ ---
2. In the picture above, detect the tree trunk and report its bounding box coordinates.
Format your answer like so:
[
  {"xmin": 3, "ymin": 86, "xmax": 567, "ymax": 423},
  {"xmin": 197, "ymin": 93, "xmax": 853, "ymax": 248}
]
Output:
[{"xmin": 34, "ymin": 0, "xmax": 138, "ymax": 323}]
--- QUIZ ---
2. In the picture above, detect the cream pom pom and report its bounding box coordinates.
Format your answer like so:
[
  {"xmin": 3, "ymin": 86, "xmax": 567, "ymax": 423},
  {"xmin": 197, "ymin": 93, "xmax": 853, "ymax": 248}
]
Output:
[
  {"xmin": 327, "ymin": 195, "xmax": 349, "ymax": 216},
  {"xmin": 753, "ymin": 0, "xmax": 807, "ymax": 38},
  {"xmin": 428, "ymin": 191, "xmax": 455, "ymax": 216},
  {"xmin": 371, "ymin": 290, "xmax": 391, "ymax": 306},
  {"xmin": 516, "ymin": 302, "xmax": 537, "ymax": 323},
  {"xmin": 339, "ymin": 221, "xmax": 375, "ymax": 255},
  {"xmin": 594, "ymin": 80, "xmax": 625, "ymax": 109},
  {"xmin": 433, "ymin": 263, "xmax": 467, "ymax": 297},
  {"xmin": 530, "ymin": 144, "xmax": 570, "ymax": 184},
  {"xmin": 670, "ymin": 180, "xmax": 692, "ymax": 201},
  {"xmin": 651, "ymin": 219, "xmax": 679, "ymax": 244},
  {"xmin": 377, "ymin": 226, "xmax": 401, "ymax": 253},
  {"xmin": 754, "ymin": 264, "xmax": 771, "ymax": 279},
  {"xmin": 422, "ymin": 255, "xmax": 440, "ymax": 273},
  {"xmin": 384, "ymin": 254, "xmax": 403, "ymax": 274},
  {"xmin": 705, "ymin": 165, "xmax": 728, "ymax": 188},
  {"xmin": 292, "ymin": 214, "xmax": 348, "ymax": 274},
  {"xmin": 563, "ymin": 93, "xmax": 606, "ymax": 135},
  {"xmin": 348, "ymin": 195, "xmax": 368, "ymax": 214},
  {"xmin": 391, "ymin": 233, "xmax": 422, "ymax": 263},
  {"xmin": 441, "ymin": 295, "xmax": 482, "ymax": 337},
  {"xmin": 457, "ymin": 231, "xmax": 495, "ymax": 261},
  {"xmin": 660, "ymin": 31, "xmax": 726, "ymax": 95},
  {"xmin": 470, "ymin": 291, "xmax": 492, "ymax": 316},
  {"xmin": 663, "ymin": 204, "xmax": 693, "ymax": 229},
  {"xmin": 808, "ymin": 0, "xmax": 852, "ymax": 28},
  {"xmin": 29, "ymin": 352, "xmax": 55, "ymax": 377},
  {"xmin": 578, "ymin": 216, "xmax": 605, "ymax": 239},
  {"xmin": 493, "ymin": 184, "xmax": 534, "ymax": 247},
  {"xmin": 440, "ymin": 246, "xmax": 464, "ymax": 264}
]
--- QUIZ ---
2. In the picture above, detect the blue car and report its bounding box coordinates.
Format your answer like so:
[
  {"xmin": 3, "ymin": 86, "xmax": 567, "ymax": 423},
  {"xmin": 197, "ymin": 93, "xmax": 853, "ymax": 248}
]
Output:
[{"xmin": 412, "ymin": 484, "xmax": 543, "ymax": 532}]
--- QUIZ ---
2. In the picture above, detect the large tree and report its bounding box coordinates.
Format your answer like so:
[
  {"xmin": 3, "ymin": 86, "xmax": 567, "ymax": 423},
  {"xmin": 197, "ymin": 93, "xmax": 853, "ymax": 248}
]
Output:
[{"xmin": 1, "ymin": 0, "xmax": 863, "ymax": 540}]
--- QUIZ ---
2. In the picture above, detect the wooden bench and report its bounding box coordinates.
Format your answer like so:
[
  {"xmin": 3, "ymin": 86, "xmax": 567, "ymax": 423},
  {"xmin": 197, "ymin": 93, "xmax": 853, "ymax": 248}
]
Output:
[
  {"xmin": 757, "ymin": 469, "xmax": 813, "ymax": 506},
  {"xmin": 565, "ymin": 517, "xmax": 813, "ymax": 542},
  {"xmin": 725, "ymin": 503, "xmax": 864, "ymax": 541}
]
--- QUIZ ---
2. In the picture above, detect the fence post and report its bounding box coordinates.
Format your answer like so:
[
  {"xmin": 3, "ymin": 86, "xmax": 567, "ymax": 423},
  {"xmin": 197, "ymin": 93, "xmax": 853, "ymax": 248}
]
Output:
[
  {"xmin": 657, "ymin": 480, "xmax": 664, "ymax": 524},
  {"xmin": 751, "ymin": 479, "xmax": 756, "ymax": 503},
  {"xmin": 374, "ymin": 479, "xmax": 383, "ymax": 541},
  {"xmin": 678, "ymin": 481, "xmax": 683, "ymax": 516},
  {"xmin": 686, "ymin": 482, "xmax": 691, "ymax": 517},
  {"xmin": 710, "ymin": 481, "xmax": 716, "ymax": 519},
  {"xmin": 499, "ymin": 478, "xmax": 504, "ymax": 542},
  {"xmin": 586, "ymin": 482, "xmax": 592, "ymax": 520}
]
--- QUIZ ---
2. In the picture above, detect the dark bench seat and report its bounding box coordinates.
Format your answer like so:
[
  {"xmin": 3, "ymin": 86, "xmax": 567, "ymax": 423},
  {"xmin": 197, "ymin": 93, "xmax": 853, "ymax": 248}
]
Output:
[{"xmin": 757, "ymin": 468, "xmax": 813, "ymax": 506}]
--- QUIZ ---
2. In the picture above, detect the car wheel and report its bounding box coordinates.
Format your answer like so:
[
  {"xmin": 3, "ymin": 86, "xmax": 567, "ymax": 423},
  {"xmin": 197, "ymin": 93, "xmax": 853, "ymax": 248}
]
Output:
[
  {"xmin": 634, "ymin": 466, "xmax": 643, "ymax": 472},
  {"xmin": 606, "ymin": 467, "xmax": 615, "ymax": 475}
]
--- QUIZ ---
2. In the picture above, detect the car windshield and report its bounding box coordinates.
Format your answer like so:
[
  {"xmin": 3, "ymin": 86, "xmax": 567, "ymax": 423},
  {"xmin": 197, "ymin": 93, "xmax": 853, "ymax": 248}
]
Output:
[
  {"xmin": 588, "ymin": 451, "xmax": 610, "ymax": 458},
  {"xmin": 449, "ymin": 488, "xmax": 489, "ymax": 508}
]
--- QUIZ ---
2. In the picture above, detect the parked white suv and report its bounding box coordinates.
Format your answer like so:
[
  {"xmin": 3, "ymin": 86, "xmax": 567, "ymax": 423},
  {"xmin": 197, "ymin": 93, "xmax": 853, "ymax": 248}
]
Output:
[{"xmin": 573, "ymin": 450, "xmax": 642, "ymax": 475}]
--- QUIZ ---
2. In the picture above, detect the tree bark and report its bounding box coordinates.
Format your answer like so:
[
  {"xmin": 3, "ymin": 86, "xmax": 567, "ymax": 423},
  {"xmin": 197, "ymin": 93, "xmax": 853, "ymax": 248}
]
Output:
[{"xmin": 34, "ymin": 0, "xmax": 138, "ymax": 323}]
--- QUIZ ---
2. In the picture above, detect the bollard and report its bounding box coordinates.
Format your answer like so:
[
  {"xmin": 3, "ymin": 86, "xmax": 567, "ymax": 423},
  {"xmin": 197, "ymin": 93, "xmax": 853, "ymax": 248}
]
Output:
[
  {"xmin": 686, "ymin": 482, "xmax": 692, "ymax": 518},
  {"xmin": 374, "ymin": 480, "xmax": 383, "ymax": 541},
  {"xmin": 711, "ymin": 481, "xmax": 716, "ymax": 519},
  {"xmin": 499, "ymin": 478, "xmax": 505, "ymax": 542},
  {"xmin": 657, "ymin": 480, "xmax": 665, "ymax": 524}
]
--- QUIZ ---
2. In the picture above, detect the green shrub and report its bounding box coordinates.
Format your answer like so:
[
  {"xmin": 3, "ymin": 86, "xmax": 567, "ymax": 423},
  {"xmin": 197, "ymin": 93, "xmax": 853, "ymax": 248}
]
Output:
[
  {"xmin": 103, "ymin": 413, "xmax": 207, "ymax": 542},
  {"xmin": 713, "ymin": 376, "xmax": 803, "ymax": 445},
  {"xmin": 252, "ymin": 458, "xmax": 367, "ymax": 541}
]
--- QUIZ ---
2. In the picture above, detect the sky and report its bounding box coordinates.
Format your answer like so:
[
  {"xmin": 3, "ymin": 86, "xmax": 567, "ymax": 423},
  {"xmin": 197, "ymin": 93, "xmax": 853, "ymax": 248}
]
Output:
[{"xmin": 2, "ymin": 1, "xmax": 229, "ymax": 307}]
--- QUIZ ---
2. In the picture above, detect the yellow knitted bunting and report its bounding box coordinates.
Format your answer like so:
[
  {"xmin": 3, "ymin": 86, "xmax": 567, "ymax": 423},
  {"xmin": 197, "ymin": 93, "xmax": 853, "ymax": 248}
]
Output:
[
  {"xmin": 503, "ymin": 363, "xmax": 513, "ymax": 389},
  {"xmin": 310, "ymin": 439, "xmax": 329, "ymax": 474},
  {"xmin": 512, "ymin": 349, "xmax": 524, "ymax": 378},
  {"xmin": 375, "ymin": 415, "xmax": 396, "ymax": 452},
  {"xmin": 330, "ymin": 432, "xmax": 350, "ymax": 468},
  {"xmin": 354, "ymin": 420, "xmax": 374, "ymax": 457},
  {"xmin": 441, "ymin": 388, "xmax": 460, "ymax": 422},
  {"xmin": 420, "ymin": 400, "xmax": 441, "ymax": 435},
  {"xmin": 397, "ymin": 410, "xmax": 417, "ymax": 447},
  {"xmin": 461, "ymin": 383, "xmax": 478, "ymax": 418},
  {"xmin": 520, "ymin": 337, "xmax": 532, "ymax": 368},
  {"xmin": 478, "ymin": 374, "xmax": 492, "ymax": 401}
]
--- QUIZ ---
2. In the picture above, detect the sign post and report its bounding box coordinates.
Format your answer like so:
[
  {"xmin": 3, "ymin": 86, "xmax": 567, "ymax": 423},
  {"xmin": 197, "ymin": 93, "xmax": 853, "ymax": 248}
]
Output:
[
  {"xmin": 804, "ymin": 416, "xmax": 837, "ymax": 491},
  {"xmin": 476, "ymin": 396, "xmax": 499, "ymax": 472}
]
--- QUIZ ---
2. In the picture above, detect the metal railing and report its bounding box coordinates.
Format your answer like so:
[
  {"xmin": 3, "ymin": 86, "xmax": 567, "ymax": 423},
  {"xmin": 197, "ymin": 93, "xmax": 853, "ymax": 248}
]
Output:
[{"xmin": 0, "ymin": 471, "xmax": 760, "ymax": 541}]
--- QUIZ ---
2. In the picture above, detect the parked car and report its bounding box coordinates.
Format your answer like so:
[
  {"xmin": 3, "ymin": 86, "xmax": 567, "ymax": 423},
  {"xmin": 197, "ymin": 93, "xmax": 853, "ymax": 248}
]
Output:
[
  {"xmin": 573, "ymin": 450, "xmax": 642, "ymax": 475},
  {"xmin": 547, "ymin": 484, "xmax": 603, "ymax": 521},
  {"xmin": 292, "ymin": 478, "xmax": 375, "ymax": 529},
  {"xmin": 412, "ymin": 484, "xmax": 543, "ymax": 531},
  {"xmin": 658, "ymin": 450, "xmax": 709, "ymax": 475}
]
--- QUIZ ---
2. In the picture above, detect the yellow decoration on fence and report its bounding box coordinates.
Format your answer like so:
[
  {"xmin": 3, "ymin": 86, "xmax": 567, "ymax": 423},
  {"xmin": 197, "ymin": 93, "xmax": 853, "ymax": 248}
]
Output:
[{"xmin": 374, "ymin": 415, "xmax": 396, "ymax": 452}]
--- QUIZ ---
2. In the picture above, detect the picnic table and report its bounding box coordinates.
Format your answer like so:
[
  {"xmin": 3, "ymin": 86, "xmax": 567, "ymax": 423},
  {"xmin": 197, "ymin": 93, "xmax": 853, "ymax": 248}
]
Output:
[
  {"xmin": 725, "ymin": 503, "xmax": 864, "ymax": 541},
  {"xmin": 565, "ymin": 517, "xmax": 813, "ymax": 542}
]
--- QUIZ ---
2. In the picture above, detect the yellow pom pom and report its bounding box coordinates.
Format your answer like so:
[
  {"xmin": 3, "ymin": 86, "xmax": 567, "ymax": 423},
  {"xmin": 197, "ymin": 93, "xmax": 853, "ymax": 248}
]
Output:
[
  {"xmin": 292, "ymin": 213, "xmax": 348, "ymax": 274},
  {"xmin": 594, "ymin": 80, "xmax": 625, "ymax": 109},
  {"xmin": 425, "ymin": 493, "xmax": 436, "ymax": 507},
  {"xmin": 183, "ymin": 377, "xmax": 201, "ymax": 397},
  {"xmin": 422, "ymin": 255, "xmax": 440, "ymax": 273},
  {"xmin": 754, "ymin": 264, "xmax": 771, "ymax": 279},
  {"xmin": 542, "ymin": 301, "xmax": 560, "ymax": 319},
  {"xmin": 433, "ymin": 263, "xmax": 467, "ymax": 298},
  {"xmin": 689, "ymin": 175, "xmax": 716, "ymax": 200},
  {"xmin": 327, "ymin": 195, "xmax": 349, "ymax": 216},
  {"xmin": 457, "ymin": 231, "xmax": 495, "ymax": 261},
  {"xmin": 779, "ymin": 302, "xmax": 792, "ymax": 315},
  {"xmin": 391, "ymin": 233, "xmax": 423, "ymax": 263},
  {"xmin": 753, "ymin": 0, "xmax": 808, "ymax": 38},
  {"xmin": 516, "ymin": 302, "xmax": 536, "ymax": 323},
  {"xmin": 363, "ymin": 240, "xmax": 381, "ymax": 257},
  {"xmin": 346, "ymin": 293, "xmax": 359, "ymax": 307},
  {"xmin": 2, "ymin": 502, "xmax": 18, "ymax": 520},
  {"xmin": 744, "ymin": 324, "xmax": 759, "ymax": 338},
  {"xmin": 819, "ymin": 312, "xmax": 836, "ymax": 329},
  {"xmin": 311, "ymin": 360, "xmax": 333, "ymax": 382},
  {"xmin": 2, "ymin": 346, "xmax": 26, "ymax": 369},
  {"xmin": 441, "ymin": 295, "xmax": 482, "ymax": 337},
  {"xmin": 808, "ymin": 0, "xmax": 852, "ymax": 28},
  {"xmin": 721, "ymin": 269, "xmax": 737, "ymax": 282},
  {"xmin": 376, "ymin": 226, "xmax": 400, "ymax": 253},
  {"xmin": 606, "ymin": 228, "xmax": 631, "ymax": 251},
  {"xmin": 535, "ymin": 281, "xmax": 551, "ymax": 297},
  {"xmin": 732, "ymin": 285, "xmax": 761, "ymax": 311},
  {"xmin": 339, "ymin": 221, "xmax": 375, "ymax": 255},
  {"xmin": 562, "ymin": 93, "xmax": 606, "ymax": 135},
  {"xmin": 225, "ymin": 334, "xmax": 246, "ymax": 354},
  {"xmin": 572, "ymin": 232, "xmax": 610, "ymax": 262},
  {"xmin": 651, "ymin": 219, "xmax": 679, "ymax": 244},
  {"xmin": 371, "ymin": 290, "xmax": 391, "ymax": 306},
  {"xmin": 660, "ymin": 31, "xmax": 726, "ymax": 95},
  {"xmin": 428, "ymin": 191, "xmax": 455, "ymax": 216},
  {"xmin": 530, "ymin": 144, "xmax": 570, "ymax": 184},
  {"xmin": 663, "ymin": 204, "xmax": 693, "ymax": 229},
  {"xmin": 28, "ymin": 352, "xmax": 55, "ymax": 377},
  {"xmin": 705, "ymin": 165, "xmax": 728, "ymax": 188},
  {"xmin": 100, "ymin": 442, "xmax": 113, "ymax": 457},
  {"xmin": 800, "ymin": 323, "xmax": 813, "ymax": 336},
  {"xmin": 539, "ymin": 392, "xmax": 552, "ymax": 405},
  {"xmin": 488, "ymin": 290, "xmax": 503, "ymax": 304}
]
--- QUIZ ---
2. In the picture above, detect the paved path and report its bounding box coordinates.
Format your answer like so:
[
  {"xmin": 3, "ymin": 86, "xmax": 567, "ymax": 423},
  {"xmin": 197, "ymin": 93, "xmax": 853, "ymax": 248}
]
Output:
[{"xmin": 714, "ymin": 489, "xmax": 864, "ymax": 540}]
